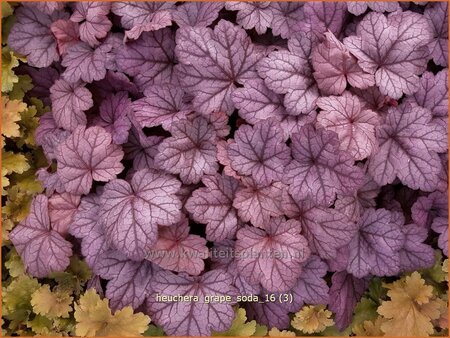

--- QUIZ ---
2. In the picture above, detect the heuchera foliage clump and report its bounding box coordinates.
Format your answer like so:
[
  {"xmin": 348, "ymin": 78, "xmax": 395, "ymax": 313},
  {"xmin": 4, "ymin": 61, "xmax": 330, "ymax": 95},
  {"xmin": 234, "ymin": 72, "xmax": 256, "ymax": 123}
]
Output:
[{"xmin": 8, "ymin": 1, "xmax": 448, "ymax": 335}]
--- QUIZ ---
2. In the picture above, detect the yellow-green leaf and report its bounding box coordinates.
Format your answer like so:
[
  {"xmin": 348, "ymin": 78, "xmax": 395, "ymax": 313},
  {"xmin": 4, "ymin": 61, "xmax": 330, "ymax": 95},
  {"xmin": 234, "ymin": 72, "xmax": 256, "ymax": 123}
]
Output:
[
  {"xmin": 213, "ymin": 308, "xmax": 256, "ymax": 336},
  {"xmin": 291, "ymin": 305, "xmax": 334, "ymax": 334},
  {"xmin": 31, "ymin": 285, "xmax": 73, "ymax": 319},
  {"xmin": 2, "ymin": 97, "xmax": 27, "ymax": 138}
]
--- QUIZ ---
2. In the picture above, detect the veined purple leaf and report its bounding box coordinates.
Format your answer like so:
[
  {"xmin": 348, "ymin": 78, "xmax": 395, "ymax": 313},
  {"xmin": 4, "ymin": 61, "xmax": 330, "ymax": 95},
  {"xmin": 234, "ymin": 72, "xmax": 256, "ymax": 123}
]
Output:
[
  {"xmin": 269, "ymin": 2, "xmax": 304, "ymax": 39},
  {"xmin": 146, "ymin": 217, "xmax": 208, "ymax": 276},
  {"xmin": 93, "ymin": 92, "xmax": 132, "ymax": 144},
  {"xmin": 257, "ymin": 33, "xmax": 319, "ymax": 115},
  {"xmin": 329, "ymin": 271, "xmax": 369, "ymax": 331},
  {"xmin": 173, "ymin": 2, "xmax": 223, "ymax": 28},
  {"xmin": 245, "ymin": 298, "xmax": 291, "ymax": 329},
  {"xmin": 132, "ymin": 84, "xmax": 192, "ymax": 130},
  {"xmin": 347, "ymin": 1, "xmax": 400, "ymax": 16},
  {"xmin": 50, "ymin": 19, "xmax": 80, "ymax": 55},
  {"xmin": 9, "ymin": 195, "xmax": 72, "ymax": 278},
  {"xmin": 175, "ymin": 20, "xmax": 259, "ymax": 115},
  {"xmin": 48, "ymin": 192, "xmax": 80, "ymax": 236},
  {"xmin": 100, "ymin": 169, "xmax": 182, "ymax": 260},
  {"xmin": 312, "ymin": 31, "xmax": 375, "ymax": 95},
  {"xmin": 36, "ymin": 168, "xmax": 66, "ymax": 196},
  {"xmin": 399, "ymin": 223, "xmax": 435, "ymax": 272},
  {"xmin": 282, "ymin": 190, "xmax": 357, "ymax": 260},
  {"xmin": 96, "ymin": 251, "xmax": 158, "ymax": 311},
  {"xmin": 155, "ymin": 116, "xmax": 218, "ymax": 184},
  {"xmin": 368, "ymin": 103, "xmax": 447, "ymax": 191},
  {"xmin": 70, "ymin": 2, "xmax": 112, "ymax": 47},
  {"xmin": 225, "ymin": 2, "xmax": 274, "ymax": 34},
  {"xmin": 146, "ymin": 270, "xmax": 238, "ymax": 336},
  {"xmin": 412, "ymin": 191, "xmax": 448, "ymax": 229},
  {"xmin": 232, "ymin": 78, "xmax": 287, "ymax": 125},
  {"xmin": 8, "ymin": 5, "xmax": 63, "ymax": 67},
  {"xmin": 228, "ymin": 119, "xmax": 290, "ymax": 185},
  {"xmin": 210, "ymin": 240, "xmax": 261, "ymax": 296},
  {"xmin": 346, "ymin": 208, "xmax": 405, "ymax": 278},
  {"xmin": 290, "ymin": 255, "xmax": 329, "ymax": 309},
  {"xmin": 424, "ymin": 2, "xmax": 448, "ymax": 67},
  {"xmin": 185, "ymin": 173, "xmax": 240, "ymax": 242},
  {"xmin": 316, "ymin": 92, "xmax": 380, "ymax": 160},
  {"xmin": 217, "ymin": 140, "xmax": 241, "ymax": 180},
  {"xmin": 407, "ymin": 69, "xmax": 448, "ymax": 128},
  {"xmin": 49, "ymin": 78, "xmax": 93, "ymax": 131},
  {"xmin": 303, "ymin": 2, "xmax": 347, "ymax": 36},
  {"xmin": 123, "ymin": 126, "xmax": 164, "ymax": 170},
  {"xmin": 235, "ymin": 217, "xmax": 310, "ymax": 292},
  {"xmin": 23, "ymin": 2, "xmax": 63, "ymax": 15},
  {"xmin": 432, "ymin": 216, "xmax": 448, "ymax": 257},
  {"xmin": 56, "ymin": 126, "xmax": 124, "ymax": 195},
  {"xmin": 344, "ymin": 11, "xmax": 433, "ymax": 99},
  {"xmin": 111, "ymin": 2, "xmax": 175, "ymax": 40},
  {"xmin": 61, "ymin": 42, "xmax": 110, "ymax": 83},
  {"xmin": 116, "ymin": 29, "xmax": 177, "ymax": 90},
  {"xmin": 284, "ymin": 124, "xmax": 364, "ymax": 206},
  {"xmin": 233, "ymin": 177, "xmax": 284, "ymax": 228},
  {"xmin": 89, "ymin": 70, "xmax": 139, "ymax": 102}
]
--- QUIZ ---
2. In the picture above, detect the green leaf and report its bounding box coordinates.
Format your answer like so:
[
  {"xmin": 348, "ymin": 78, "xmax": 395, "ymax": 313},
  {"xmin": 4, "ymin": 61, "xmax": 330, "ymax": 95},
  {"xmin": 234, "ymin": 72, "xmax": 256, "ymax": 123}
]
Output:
[
  {"xmin": 144, "ymin": 324, "xmax": 166, "ymax": 336},
  {"xmin": 9, "ymin": 74, "xmax": 33, "ymax": 101}
]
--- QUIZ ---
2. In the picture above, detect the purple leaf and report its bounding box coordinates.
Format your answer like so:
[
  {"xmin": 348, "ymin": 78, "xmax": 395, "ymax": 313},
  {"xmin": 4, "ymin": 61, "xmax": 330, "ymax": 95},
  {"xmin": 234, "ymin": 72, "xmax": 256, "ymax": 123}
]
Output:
[
  {"xmin": 233, "ymin": 178, "xmax": 284, "ymax": 228},
  {"xmin": 210, "ymin": 240, "xmax": 261, "ymax": 296},
  {"xmin": 284, "ymin": 124, "xmax": 365, "ymax": 206},
  {"xmin": 408, "ymin": 69, "xmax": 448, "ymax": 128},
  {"xmin": 9, "ymin": 195, "xmax": 72, "ymax": 278},
  {"xmin": 225, "ymin": 2, "xmax": 274, "ymax": 34},
  {"xmin": 424, "ymin": 2, "xmax": 448, "ymax": 67},
  {"xmin": 346, "ymin": 208, "xmax": 405, "ymax": 278},
  {"xmin": 235, "ymin": 217, "xmax": 310, "ymax": 292},
  {"xmin": 50, "ymin": 19, "xmax": 80, "ymax": 55},
  {"xmin": 155, "ymin": 115, "xmax": 218, "ymax": 184},
  {"xmin": 93, "ymin": 92, "xmax": 132, "ymax": 144},
  {"xmin": 303, "ymin": 2, "xmax": 347, "ymax": 36},
  {"xmin": 8, "ymin": 5, "xmax": 62, "ymax": 67},
  {"xmin": 111, "ymin": 2, "xmax": 175, "ymax": 40},
  {"xmin": 228, "ymin": 120, "xmax": 290, "ymax": 185},
  {"xmin": 123, "ymin": 126, "xmax": 164, "ymax": 170},
  {"xmin": 146, "ymin": 217, "xmax": 208, "ymax": 276},
  {"xmin": 329, "ymin": 271, "xmax": 369, "ymax": 331},
  {"xmin": 432, "ymin": 216, "xmax": 448, "ymax": 257},
  {"xmin": 132, "ymin": 84, "xmax": 192, "ymax": 130},
  {"xmin": 17, "ymin": 65, "xmax": 59, "ymax": 105},
  {"xmin": 399, "ymin": 223, "xmax": 435, "ymax": 272},
  {"xmin": 89, "ymin": 70, "xmax": 139, "ymax": 102},
  {"xmin": 173, "ymin": 2, "xmax": 223, "ymax": 28},
  {"xmin": 175, "ymin": 19, "xmax": 259, "ymax": 115},
  {"xmin": 291, "ymin": 255, "xmax": 329, "ymax": 308},
  {"xmin": 96, "ymin": 251, "xmax": 158, "ymax": 311},
  {"xmin": 23, "ymin": 2, "xmax": 64, "ymax": 15},
  {"xmin": 49, "ymin": 78, "xmax": 93, "ymax": 131},
  {"xmin": 412, "ymin": 191, "xmax": 448, "ymax": 228},
  {"xmin": 70, "ymin": 2, "xmax": 112, "ymax": 47},
  {"xmin": 116, "ymin": 29, "xmax": 177, "ymax": 90},
  {"xmin": 36, "ymin": 168, "xmax": 66, "ymax": 196},
  {"xmin": 368, "ymin": 103, "xmax": 447, "ymax": 191},
  {"xmin": 245, "ymin": 298, "xmax": 291, "ymax": 329},
  {"xmin": 56, "ymin": 126, "xmax": 124, "ymax": 195},
  {"xmin": 146, "ymin": 270, "xmax": 238, "ymax": 336},
  {"xmin": 282, "ymin": 190, "xmax": 357, "ymax": 260},
  {"xmin": 270, "ymin": 2, "xmax": 304, "ymax": 39},
  {"xmin": 344, "ymin": 11, "xmax": 433, "ymax": 99},
  {"xmin": 185, "ymin": 173, "xmax": 240, "ymax": 242},
  {"xmin": 312, "ymin": 31, "xmax": 375, "ymax": 95},
  {"xmin": 232, "ymin": 78, "xmax": 287, "ymax": 125},
  {"xmin": 257, "ymin": 33, "xmax": 319, "ymax": 115},
  {"xmin": 100, "ymin": 169, "xmax": 182, "ymax": 260},
  {"xmin": 48, "ymin": 192, "xmax": 80, "ymax": 236},
  {"xmin": 61, "ymin": 42, "xmax": 110, "ymax": 83},
  {"xmin": 347, "ymin": 1, "xmax": 400, "ymax": 16},
  {"xmin": 316, "ymin": 92, "xmax": 380, "ymax": 160}
]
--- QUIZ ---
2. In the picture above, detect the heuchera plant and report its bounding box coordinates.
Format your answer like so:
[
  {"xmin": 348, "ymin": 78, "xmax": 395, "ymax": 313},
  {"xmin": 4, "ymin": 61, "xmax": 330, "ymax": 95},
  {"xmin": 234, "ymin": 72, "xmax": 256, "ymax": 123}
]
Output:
[{"xmin": 8, "ymin": 1, "xmax": 448, "ymax": 336}]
